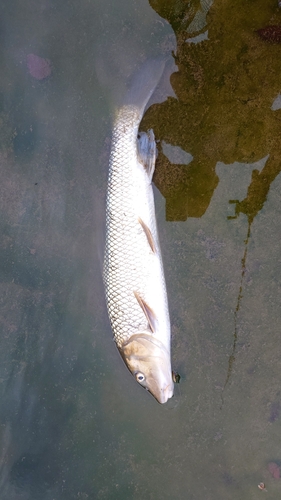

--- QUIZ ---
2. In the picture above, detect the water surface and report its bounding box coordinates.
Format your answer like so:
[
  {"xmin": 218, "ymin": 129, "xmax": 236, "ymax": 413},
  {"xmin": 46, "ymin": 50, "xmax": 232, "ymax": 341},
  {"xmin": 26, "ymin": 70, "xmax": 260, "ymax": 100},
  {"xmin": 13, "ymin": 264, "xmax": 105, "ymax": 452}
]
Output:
[{"xmin": 1, "ymin": 0, "xmax": 281, "ymax": 499}]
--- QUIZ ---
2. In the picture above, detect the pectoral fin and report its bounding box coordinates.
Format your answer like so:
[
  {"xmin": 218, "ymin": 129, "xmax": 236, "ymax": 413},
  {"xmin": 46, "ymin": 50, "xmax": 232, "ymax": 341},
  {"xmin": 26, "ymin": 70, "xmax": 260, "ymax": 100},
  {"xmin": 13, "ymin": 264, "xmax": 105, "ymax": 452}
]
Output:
[
  {"xmin": 138, "ymin": 217, "xmax": 156, "ymax": 253},
  {"xmin": 133, "ymin": 291, "xmax": 156, "ymax": 333}
]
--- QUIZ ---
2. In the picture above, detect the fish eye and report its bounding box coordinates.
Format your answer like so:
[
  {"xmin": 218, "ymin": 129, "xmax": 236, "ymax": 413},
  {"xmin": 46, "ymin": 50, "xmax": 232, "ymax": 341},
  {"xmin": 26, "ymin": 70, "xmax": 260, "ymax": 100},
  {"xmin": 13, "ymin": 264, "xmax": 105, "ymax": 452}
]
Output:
[{"xmin": 135, "ymin": 372, "xmax": 145, "ymax": 383}]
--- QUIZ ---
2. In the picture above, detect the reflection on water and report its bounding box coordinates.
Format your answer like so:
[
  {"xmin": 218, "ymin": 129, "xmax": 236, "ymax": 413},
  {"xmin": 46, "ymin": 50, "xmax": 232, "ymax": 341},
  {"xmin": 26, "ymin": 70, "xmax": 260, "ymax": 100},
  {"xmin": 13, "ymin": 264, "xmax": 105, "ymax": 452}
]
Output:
[{"xmin": 1, "ymin": 0, "xmax": 281, "ymax": 499}]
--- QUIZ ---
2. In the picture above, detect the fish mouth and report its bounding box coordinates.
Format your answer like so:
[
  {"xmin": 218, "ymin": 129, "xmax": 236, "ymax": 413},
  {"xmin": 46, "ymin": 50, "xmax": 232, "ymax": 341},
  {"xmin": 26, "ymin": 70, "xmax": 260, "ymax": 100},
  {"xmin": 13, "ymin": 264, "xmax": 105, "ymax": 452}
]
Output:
[{"xmin": 120, "ymin": 332, "xmax": 174, "ymax": 404}]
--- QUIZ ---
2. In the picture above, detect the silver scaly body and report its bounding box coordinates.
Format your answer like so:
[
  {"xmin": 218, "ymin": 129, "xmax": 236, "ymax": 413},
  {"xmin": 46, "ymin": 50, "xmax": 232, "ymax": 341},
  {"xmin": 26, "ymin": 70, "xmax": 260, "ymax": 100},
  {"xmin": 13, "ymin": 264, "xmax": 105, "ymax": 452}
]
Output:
[{"xmin": 103, "ymin": 60, "xmax": 174, "ymax": 403}]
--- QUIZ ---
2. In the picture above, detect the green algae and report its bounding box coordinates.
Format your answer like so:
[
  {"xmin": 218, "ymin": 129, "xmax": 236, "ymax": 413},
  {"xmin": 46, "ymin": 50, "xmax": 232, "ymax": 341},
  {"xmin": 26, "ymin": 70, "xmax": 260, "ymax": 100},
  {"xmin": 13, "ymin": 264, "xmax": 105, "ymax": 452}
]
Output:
[{"xmin": 143, "ymin": 0, "xmax": 281, "ymax": 224}]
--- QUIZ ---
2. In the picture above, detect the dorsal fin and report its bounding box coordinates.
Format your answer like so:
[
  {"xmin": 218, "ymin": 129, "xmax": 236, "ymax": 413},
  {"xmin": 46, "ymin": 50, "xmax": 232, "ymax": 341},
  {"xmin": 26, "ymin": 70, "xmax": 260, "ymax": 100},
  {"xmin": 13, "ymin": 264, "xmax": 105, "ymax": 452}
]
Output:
[
  {"xmin": 137, "ymin": 130, "xmax": 157, "ymax": 181},
  {"xmin": 138, "ymin": 217, "xmax": 156, "ymax": 253},
  {"xmin": 133, "ymin": 291, "xmax": 156, "ymax": 333}
]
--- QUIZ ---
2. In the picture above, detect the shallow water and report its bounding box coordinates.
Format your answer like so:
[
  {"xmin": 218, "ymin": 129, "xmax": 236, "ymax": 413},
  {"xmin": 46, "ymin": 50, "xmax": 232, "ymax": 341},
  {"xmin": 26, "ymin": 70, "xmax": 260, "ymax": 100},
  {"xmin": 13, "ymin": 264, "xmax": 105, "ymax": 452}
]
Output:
[{"xmin": 1, "ymin": 0, "xmax": 281, "ymax": 498}]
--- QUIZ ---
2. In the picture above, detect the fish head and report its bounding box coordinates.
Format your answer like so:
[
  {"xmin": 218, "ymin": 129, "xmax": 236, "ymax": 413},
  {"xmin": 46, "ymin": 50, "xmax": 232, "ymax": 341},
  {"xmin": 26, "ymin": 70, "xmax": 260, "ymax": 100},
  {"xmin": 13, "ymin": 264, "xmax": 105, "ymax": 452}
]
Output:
[{"xmin": 120, "ymin": 333, "xmax": 174, "ymax": 404}]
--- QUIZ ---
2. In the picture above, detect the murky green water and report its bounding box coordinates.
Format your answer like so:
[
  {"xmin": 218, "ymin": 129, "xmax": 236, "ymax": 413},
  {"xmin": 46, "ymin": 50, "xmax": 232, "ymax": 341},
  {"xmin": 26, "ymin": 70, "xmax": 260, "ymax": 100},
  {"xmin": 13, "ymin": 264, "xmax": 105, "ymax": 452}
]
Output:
[{"xmin": 1, "ymin": 0, "xmax": 281, "ymax": 498}]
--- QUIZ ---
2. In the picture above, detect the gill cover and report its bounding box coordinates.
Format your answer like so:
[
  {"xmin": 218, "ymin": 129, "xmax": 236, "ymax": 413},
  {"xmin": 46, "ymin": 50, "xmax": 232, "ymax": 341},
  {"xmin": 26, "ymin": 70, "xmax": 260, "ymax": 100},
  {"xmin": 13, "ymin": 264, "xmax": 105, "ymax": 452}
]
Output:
[{"xmin": 120, "ymin": 333, "xmax": 174, "ymax": 404}]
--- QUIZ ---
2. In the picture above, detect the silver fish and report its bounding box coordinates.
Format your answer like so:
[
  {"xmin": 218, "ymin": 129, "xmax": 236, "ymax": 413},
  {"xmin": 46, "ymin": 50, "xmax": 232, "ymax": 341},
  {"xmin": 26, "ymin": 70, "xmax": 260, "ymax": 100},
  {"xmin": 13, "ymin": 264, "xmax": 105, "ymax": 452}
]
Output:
[{"xmin": 103, "ymin": 59, "xmax": 174, "ymax": 404}]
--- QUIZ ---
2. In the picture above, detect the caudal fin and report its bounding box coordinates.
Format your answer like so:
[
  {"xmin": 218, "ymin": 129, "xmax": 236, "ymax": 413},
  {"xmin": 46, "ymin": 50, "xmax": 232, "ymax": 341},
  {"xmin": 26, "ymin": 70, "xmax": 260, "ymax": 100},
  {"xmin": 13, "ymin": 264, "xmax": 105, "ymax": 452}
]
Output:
[{"xmin": 123, "ymin": 57, "xmax": 166, "ymax": 116}]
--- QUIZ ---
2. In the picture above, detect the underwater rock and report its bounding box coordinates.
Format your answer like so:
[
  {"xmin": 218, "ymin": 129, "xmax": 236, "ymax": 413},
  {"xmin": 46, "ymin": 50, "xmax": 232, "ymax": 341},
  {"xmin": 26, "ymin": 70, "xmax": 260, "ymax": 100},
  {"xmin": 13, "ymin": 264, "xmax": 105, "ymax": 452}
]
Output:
[
  {"xmin": 27, "ymin": 54, "xmax": 51, "ymax": 80},
  {"xmin": 268, "ymin": 462, "xmax": 280, "ymax": 479},
  {"xmin": 256, "ymin": 25, "xmax": 281, "ymax": 43}
]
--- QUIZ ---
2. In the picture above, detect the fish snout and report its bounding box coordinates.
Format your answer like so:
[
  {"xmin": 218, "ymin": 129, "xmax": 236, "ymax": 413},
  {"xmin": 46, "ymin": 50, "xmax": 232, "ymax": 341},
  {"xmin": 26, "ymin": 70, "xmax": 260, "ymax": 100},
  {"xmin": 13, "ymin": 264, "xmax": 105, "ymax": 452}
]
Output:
[{"xmin": 156, "ymin": 381, "xmax": 174, "ymax": 404}]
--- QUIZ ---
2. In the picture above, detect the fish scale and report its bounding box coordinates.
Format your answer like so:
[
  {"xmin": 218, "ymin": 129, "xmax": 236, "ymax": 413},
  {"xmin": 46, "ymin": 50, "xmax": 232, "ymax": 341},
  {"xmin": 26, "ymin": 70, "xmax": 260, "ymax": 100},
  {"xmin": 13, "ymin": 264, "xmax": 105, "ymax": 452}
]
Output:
[{"xmin": 104, "ymin": 106, "xmax": 149, "ymax": 348}]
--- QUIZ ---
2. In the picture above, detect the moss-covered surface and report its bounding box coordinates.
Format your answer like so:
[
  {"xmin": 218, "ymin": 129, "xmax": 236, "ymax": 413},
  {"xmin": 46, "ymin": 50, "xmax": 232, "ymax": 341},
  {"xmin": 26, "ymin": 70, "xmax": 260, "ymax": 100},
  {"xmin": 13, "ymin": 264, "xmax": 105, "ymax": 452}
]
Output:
[{"xmin": 143, "ymin": 0, "xmax": 281, "ymax": 223}]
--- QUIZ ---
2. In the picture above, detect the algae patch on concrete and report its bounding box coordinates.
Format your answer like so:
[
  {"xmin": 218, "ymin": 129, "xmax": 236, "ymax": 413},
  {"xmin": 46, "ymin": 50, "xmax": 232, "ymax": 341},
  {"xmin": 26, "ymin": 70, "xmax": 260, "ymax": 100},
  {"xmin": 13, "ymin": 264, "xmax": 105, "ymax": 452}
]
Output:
[{"xmin": 144, "ymin": 0, "xmax": 281, "ymax": 224}]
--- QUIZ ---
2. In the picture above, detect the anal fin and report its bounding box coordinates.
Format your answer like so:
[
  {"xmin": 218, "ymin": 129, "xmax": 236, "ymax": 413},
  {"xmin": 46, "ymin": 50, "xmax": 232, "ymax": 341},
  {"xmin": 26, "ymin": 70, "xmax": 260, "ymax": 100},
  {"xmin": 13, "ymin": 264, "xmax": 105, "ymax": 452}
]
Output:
[{"xmin": 137, "ymin": 130, "xmax": 157, "ymax": 181}]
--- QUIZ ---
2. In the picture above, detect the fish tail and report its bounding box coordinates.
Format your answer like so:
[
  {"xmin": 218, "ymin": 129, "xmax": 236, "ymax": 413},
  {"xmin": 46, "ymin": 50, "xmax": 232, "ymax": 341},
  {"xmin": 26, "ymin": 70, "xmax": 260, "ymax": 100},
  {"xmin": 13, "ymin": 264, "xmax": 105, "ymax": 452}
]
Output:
[{"xmin": 124, "ymin": 57, "xmax": 166, "ymax": 117}]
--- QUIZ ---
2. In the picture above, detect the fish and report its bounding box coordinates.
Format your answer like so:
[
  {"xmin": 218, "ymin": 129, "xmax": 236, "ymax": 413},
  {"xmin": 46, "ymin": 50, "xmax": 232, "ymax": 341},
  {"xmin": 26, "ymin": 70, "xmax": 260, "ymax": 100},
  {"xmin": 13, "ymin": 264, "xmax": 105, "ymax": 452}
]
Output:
[{"xmin": 103, "ymin": 58, "xmax": 174, "ymax": 404}]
